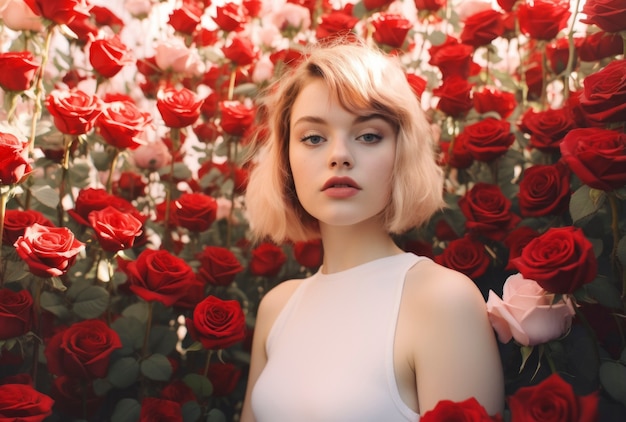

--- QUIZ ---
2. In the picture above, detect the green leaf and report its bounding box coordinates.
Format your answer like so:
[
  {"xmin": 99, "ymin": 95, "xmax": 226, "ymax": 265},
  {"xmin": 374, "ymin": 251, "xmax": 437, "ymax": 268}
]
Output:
[
  {"xmin": 122, "ymin": 302, "xmax": 150, "ymax": 323},
  {"xmin": 182, "ymin": 401, "xmax": 202, "ymax": 422},
  {"xmin": 73, "ymin": 285, "xmax": 110, "ymax": 319},
  {"xmin": 40, "ymin": 291, "xmax": 71, "ymax": 319},
  {"xmin": 205, "ymin": 409, "xmax": 226, "ymax": 422},
  {"xmin": 582, "ymin": 277, "xmax": 622, "ymax": 309},
  {"xmin": 519, "ymin": 345, "xmax": 534, "ymax": 373},
  {"xmin": 183, "ymin": 373, "xmax": 213, "ymax": 398},
  {"xmin": 599, "ymin": 361, "xmax": 626, "ymax": 406},
  {"xmin": 140, "ymin": 353, "xmax": 172, "ymax": 381},
  {"xmin": 569, "ymin": 185, "xmax": 606, "ymax": 225},
  {"xmin": 67, "ymin": 278, "xmax": 93, "ymax": 300},
  {"xmin": 108, "ymin": 357, "xmax": 140, "ymax": 389},
  {"xmin": 111, "ymin": 316, "xmax": 145, "ymax": 352},
  {"xmin": 29, "ymin": 185, "xmax": 59, "ymax": 209},
  {"xmin": 111, "ymin": 398, "xmax": 141, "ymax": 422},
  {"xmin": 149, "ymin": 325, "xmax": 179, "ymax": 356},
  {"xmin": 92, "ymin": 378, "xmax": 112, "ymax": 396}
]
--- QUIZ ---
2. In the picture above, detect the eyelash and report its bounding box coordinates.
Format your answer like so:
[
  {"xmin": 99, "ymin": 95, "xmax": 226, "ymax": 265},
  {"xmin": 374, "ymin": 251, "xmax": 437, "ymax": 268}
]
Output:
[{"xmin": 299, "ymin": 132, "xmax": 384, "ymax": 145}]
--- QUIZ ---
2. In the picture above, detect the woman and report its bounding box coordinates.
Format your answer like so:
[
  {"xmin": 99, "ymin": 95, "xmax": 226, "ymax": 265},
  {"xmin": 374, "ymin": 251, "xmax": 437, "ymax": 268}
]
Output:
[{"xmin": 241, "ymin": 40, "xmax": 504, "ymax": 421}]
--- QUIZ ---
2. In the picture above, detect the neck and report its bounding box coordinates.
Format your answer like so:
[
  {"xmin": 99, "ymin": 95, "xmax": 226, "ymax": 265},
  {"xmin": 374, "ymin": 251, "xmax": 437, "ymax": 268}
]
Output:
[{"xmin": 318, "ymin": 219, "xmax": 403, "ymax": 274}]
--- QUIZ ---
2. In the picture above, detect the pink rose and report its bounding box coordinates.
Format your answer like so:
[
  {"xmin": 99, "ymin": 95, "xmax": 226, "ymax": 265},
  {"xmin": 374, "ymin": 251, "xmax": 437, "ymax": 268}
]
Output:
[
  {"xmin": 132, "ymin": 139, "xmax": 172, "ymax": 171},
  {"xmin": 487, "ymin": 273, "xmax": 575, "ymax": 346},
  {"xmin": 1, "ymin": 0, "xmax": 43, "ymax": 31}
]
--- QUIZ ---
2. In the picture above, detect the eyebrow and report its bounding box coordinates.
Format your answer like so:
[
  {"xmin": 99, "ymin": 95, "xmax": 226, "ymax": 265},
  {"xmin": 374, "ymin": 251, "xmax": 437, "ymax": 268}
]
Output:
[{"xmin": 292, "ymin": 113, "xmax": 391, "ymax": 128}]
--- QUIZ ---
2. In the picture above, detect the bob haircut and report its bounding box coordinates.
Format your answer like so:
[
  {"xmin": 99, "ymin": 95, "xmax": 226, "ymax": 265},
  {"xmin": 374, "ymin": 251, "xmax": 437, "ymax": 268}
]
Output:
[{"xmin": 245, "ymin": 40, "xmax": 444, "ymax": 243}]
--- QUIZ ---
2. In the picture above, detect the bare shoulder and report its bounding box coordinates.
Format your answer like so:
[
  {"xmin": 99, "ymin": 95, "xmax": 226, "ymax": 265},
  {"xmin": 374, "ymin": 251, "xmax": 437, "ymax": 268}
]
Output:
[
  {"xmin": 401, "ymin": 259, "xmax": 504, "ymax": 415},
  {"xmin": 257, "ymin": 278, "xmax": 304, "ymax": 326},
  {"xmin": 404, "ymin": 259, "xmax": 486, "ymax": 315}
]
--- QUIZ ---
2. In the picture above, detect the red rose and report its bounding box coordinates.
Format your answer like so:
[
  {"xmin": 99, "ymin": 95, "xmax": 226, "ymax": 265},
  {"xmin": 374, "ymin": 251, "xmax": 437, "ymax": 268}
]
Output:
[
  {"xmin": 2, "ymin": 209, "xmax": 53, "ymax": 246},
  {"xmin": 197, "ymin": 246, "xmax": 244, "ymax": 287},
  {"xmin": 156, "ymin": 87, "xmax": 203, "ymax": 128},
  {"xmin": 88, "ymin": 206, "xmax": 143, "ymax": 253},
  {"xmin": 243, "ymin": 0, "xmax": 263, "ymax": 17},
  {"xmin": 578, "ymin": 59, "xmax": 626, "ymax": 124},
  {"xmin": 14, "ymin": 223, "xmax": 84, "ymax": 278},
  {"xmin": 522, "ymin": 56, "xmax": 544, "ymax": 101},
  {"xmin": 460, "ymin": 9, "xmax": 505, "ymax": 47},
  {"xmin": 517, "ymin": 0, "xmax": 571, "ymax": 40},
  {"xmin": 24, "ymin": 0, "xmax": 89, "ymax": 25},
  {"xmin": 577, "ymin": 31, "xmax": 623, "ymax": 62},
  {"xmin": 508, "ymin": 373, "xmax": 598, "ymax": 422},
  {"xmin": 511, "ymin": 226, "xmax": 597, "ymax": 294},
  {"xmin": 435, "ymin": 218, "xmax": 459, "ymax": 241},
  {"xmin": 168, "ymin": 4, "xmax": 202, "ymax": 34},
  {"xmin": 193, "ymin": 121, "xmax": 221, "ymax": 144},
  {"xmin": 96, "ymin": 100, "xmax": 151, "ymax": 150},
  {"xmin": 113, "ymin": 171, "xmax": 147, "ymax": 201},
  {"xmin": 50, "ymin": 376, "xmax": 103, "ymax": 419},
  {"xmin": 293, "ymin": 239, "xmax": 323, "ymax": 268},
  {"xmin": 439, "ymin": 136, "xmax": 474, "ymax": 170},
  {"xmin": 520, "ymin": 107, "xmax": 576, "ymax": 153},
  {"xmin": 0, "ymin": 131, "xmax": 31, "ymax": 186},
  {"xmin": 160, "ymin": 380, "xmax": 196, "ymax": 404},
  {"xmin": 433, "ymin": 76, "xmax": 474, "ymax": 118},
  {"xmin": 429, "ymin": 41, "xmax": 474, "ymax": 80},
  {"xmin": 186, "ymin": 295, "xmax": 246, "ymax": 350},
  {"xmin": 435, "ymin": 235, "xmax": 490, "ymax": 279},
  {"xmin": 473, "ymin": 87, "xmax": 516, "ymax": 119},
  {"xmin": 518, "ymin": 163, "xmax": 571, "ymax": 217},
  {"xmin": 88, "ymin": 34, "xmax": 132, "ymax": 78},
  {"xmin": 497, "ymin": 0, "xmax": 517, "ymax": 12},
  {"xmin": 68, "ymin": 187, "xmax": 145, "ymax": 226},
  {"xmin": 371, "ymin": 13, "xmax": 412, "ymax": 48},
  {"xmin": 406, "ymin": 73, "xmax": 427, "ymax": 99},
  {"xmin": 222, "ymin": 36, "xmax": 257, "ymax": 67},
  {"xmin": 66, "ymin": 16, "xmax": 98, "ymax": 44},
  {"xmin": 560, "ymin": 127, "xmax": 626, "ymax": 191},
  {"xmin": 0, "ymin": 51, "xmax": 39, "ymax": 91},
  {"xmin": 172, "ymin": 277, "xmax": 205, "ymax": 309},
  {"xmin": 206, "ymin": 362, "xmax": 242, "ymax": 396},
  {"xmin": 546, "ymin": 37, "xmax": 574, "ymax": 74},
  {"xmin": 414, "ymin": 0, "xmax": 446, "ymax": 13},
  {"xmin": 316, "ymin": 11, "xmax": 359, "ymax": 40},
  {"xmin": 91, "ymin": 5, "xmax": 124, "ymax": 30},
  {"xmin": 363, "ymin": 0, "xmax": 394, "ymax": 10},
  {"xmin": 45, "ymin": 88, "xmax": 102, "ymax": 135},
  {"xmin": 125, "ymin": 249, "xmax": 196, "ymax": 307},
  {"xmin": 462, "ymin": 117, "xmax": 515, "ymax": 162},
  {"xmin": 219, "ymin": 100, "xmax": 255, "ymax": 136},
  {"xmin": 504, "ymin": 226, "xmax": 540, "ymax": 271},
  {"xmin": 173, "ymin": 192, "xmax": 218, "ymax": 232},
  {"xmin": 422, "ymin": 397, "xmax": 501, "ymax": 421},
  {"xmin": 45, "ymin": 319, "xmax": 122, "ymax": 380},
  {"xmin": 0, "ymin": 289, "xmax": 33, "ymax": 340},
  {"xmin": 213, "ymin": 2, "xmax": 248, "ymax": 32},
  {"xmin": 139, "ymin": 397, "xmax": 183, "ymax": 422},
  {"xmin": 581, "ymin": 0, "xmax": 626, "ymax": 33},
  {"xmin": 459, "ymin": 183, "xmax": 521, "ymax": 241},
  {"xmin": 0, "ymin": 383, "xmax": 54, "ymax": 422},
  {"xmin": 249, "ymin": 242, "xmax": 287, "ymax": 277},
  {"xmin": 194, "ymin": 27, "xmax": 219, "ymax": 47}
]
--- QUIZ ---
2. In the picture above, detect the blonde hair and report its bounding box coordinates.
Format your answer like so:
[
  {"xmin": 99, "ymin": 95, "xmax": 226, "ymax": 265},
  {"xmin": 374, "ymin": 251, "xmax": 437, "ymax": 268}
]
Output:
[{"xmin": 245, "ymin": 40, "xmax": 444, "ymax": 243}]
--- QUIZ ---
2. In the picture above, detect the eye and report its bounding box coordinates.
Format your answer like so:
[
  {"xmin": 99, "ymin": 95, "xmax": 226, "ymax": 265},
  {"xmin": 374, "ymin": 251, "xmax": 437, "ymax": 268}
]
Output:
[
  {"xmin": 301, "ymin": 134, "xmax": 325, "ymax": 145},
  {"xmin": 356, "ymin": 132, "xmax": 383, "ymax": 143}
]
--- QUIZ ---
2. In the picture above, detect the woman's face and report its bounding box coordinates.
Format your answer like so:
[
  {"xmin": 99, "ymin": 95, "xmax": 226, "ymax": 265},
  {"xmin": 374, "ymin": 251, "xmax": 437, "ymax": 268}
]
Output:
[{"xmin": 288, "ymin": 78, "xmax": 397, "ymax": 230}]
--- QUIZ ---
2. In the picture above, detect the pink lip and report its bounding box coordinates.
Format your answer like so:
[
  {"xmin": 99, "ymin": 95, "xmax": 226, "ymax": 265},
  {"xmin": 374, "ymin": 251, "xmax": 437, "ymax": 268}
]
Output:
[
  {"xmin": 322, "ymin": 177, "xmax": 361, "ymax": 191},
  {"xmin": 322, "ymin": 177, "xmax": 361, "ymax": 198}
]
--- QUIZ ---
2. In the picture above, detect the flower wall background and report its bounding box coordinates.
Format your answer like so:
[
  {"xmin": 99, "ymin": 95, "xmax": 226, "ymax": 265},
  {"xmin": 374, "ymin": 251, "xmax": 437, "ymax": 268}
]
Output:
[{"xmin": 0, "ymin": 0, "xmax": 625, "ymax": 421}]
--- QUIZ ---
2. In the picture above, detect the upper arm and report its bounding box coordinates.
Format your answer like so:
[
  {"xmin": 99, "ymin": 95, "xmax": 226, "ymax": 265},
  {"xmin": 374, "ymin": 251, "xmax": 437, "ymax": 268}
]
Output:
[
  {"xmin": 240, "ymin": 280, "xmax": 301, "ymax": 422},
  {"xmin": 411, "ymin": 264, "xmax": 504, "ymax": 416}
]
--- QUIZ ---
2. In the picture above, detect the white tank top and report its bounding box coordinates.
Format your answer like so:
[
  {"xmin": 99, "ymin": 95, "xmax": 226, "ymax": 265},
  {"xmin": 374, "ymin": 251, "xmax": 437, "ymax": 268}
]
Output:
[{"xmin": 251, "ymin": 252, "xmax": 426, "ymax": 422}]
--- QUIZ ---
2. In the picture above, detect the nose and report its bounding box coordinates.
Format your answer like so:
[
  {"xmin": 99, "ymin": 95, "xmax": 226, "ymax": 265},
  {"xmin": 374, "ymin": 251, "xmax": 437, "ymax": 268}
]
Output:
[{"xmin": 328, "ymin": 137, "xmax": 353, "ymax": 169}]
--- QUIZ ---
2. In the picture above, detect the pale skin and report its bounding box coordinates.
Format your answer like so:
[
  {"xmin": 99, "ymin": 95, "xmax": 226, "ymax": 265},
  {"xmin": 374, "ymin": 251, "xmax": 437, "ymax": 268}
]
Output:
[{"xmin": 241, "ymin": 80, "xmax": 504, "ymax": 421}]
